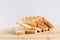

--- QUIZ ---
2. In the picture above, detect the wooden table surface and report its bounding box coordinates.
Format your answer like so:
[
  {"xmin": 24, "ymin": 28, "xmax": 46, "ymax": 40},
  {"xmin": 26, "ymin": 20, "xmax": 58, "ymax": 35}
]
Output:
[{"xmin": 0, "ymin": 25, "xmax": 60, "ymax": 40}]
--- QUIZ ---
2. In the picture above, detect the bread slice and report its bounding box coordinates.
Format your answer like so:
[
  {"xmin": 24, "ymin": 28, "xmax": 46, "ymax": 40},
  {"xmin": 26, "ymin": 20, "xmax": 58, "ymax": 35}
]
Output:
[
  {"xmin": 25, "ymin": 30, "xmax": 37, "ymax": 34},
  {"xmin": 13, "ymin": 27, "xmax": 38, "ymax": 35},
  {"xmin": 22, "ymin": 17, "xmax": 36, "ymax": 26},
  {"xmin": 42, "ymin": 17, "xmax": 54, "ymax": 30},
  {"xmin": 13, "ymin": 27, "xmax": 25, "ymax": 35},
  {"xmin": 16, "ymin": 21, "xmax": 37, "ymax": 30}
]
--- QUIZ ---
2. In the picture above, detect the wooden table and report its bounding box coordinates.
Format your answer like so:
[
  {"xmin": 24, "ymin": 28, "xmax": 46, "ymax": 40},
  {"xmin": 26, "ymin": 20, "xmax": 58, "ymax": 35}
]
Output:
[{"xmin": 0, "ymin": 25, "xmax": 60, "ymax": 40}]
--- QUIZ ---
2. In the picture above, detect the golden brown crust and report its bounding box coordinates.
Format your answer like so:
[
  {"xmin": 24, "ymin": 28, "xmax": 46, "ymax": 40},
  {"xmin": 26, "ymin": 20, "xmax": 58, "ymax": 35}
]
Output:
[
  {"xmin": 25, "ymin": 30, "xmax": 37, "ymax": 34},
  {"xmin": 42, "ymin": 17, "xmax": 54, "ymax": 29},
  {"xmin": 16, "ymin": 31, "xmax": 25, "ymax": 35}
]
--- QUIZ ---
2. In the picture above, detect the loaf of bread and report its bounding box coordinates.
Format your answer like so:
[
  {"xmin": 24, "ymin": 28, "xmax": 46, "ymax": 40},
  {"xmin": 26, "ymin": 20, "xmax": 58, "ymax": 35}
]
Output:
[{"xmin": 15, "ymin": 16, "xmax": 54, "ymax": 35}]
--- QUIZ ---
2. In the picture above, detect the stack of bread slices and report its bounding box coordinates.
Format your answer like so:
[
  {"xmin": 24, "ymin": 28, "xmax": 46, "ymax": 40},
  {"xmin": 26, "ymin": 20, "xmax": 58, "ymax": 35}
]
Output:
[{"xmin": 14, "ymin": 16, "xmax": 54, "ymax": 35}]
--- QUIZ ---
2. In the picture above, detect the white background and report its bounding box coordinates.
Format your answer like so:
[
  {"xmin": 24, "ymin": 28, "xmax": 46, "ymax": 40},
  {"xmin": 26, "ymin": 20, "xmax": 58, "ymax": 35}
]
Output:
[{"xmin": 0, "ymin": 0, "xmax": 60, "ymax": 31}]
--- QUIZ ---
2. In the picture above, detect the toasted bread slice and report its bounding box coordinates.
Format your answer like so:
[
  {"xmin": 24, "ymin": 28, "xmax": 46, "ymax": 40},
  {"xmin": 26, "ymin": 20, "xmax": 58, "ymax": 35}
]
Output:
[
  {"xmin": 14, "ymin": 27, "xmax": 38, "ymax": 35},
  {"xmin": 16, "ymin": 21, "xmax": 37, "ymax": 30},
  {"xmin": 36, "ymin": 17, "xmax": 48, "ymax": 31},
  {"xmin": 25, "ymin": 30, "xmax": 37, "ymax": 34},
  {"xmin": 42, "ymin": 17, "xmax": 54, "ymax": 30},
  {"xmin": 22, "ymin": 17, "xmax": 36, "ymax": 26},
  {"xmin": 13, "ymin": 27, "xmax": 25, "ymax": 35}
]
